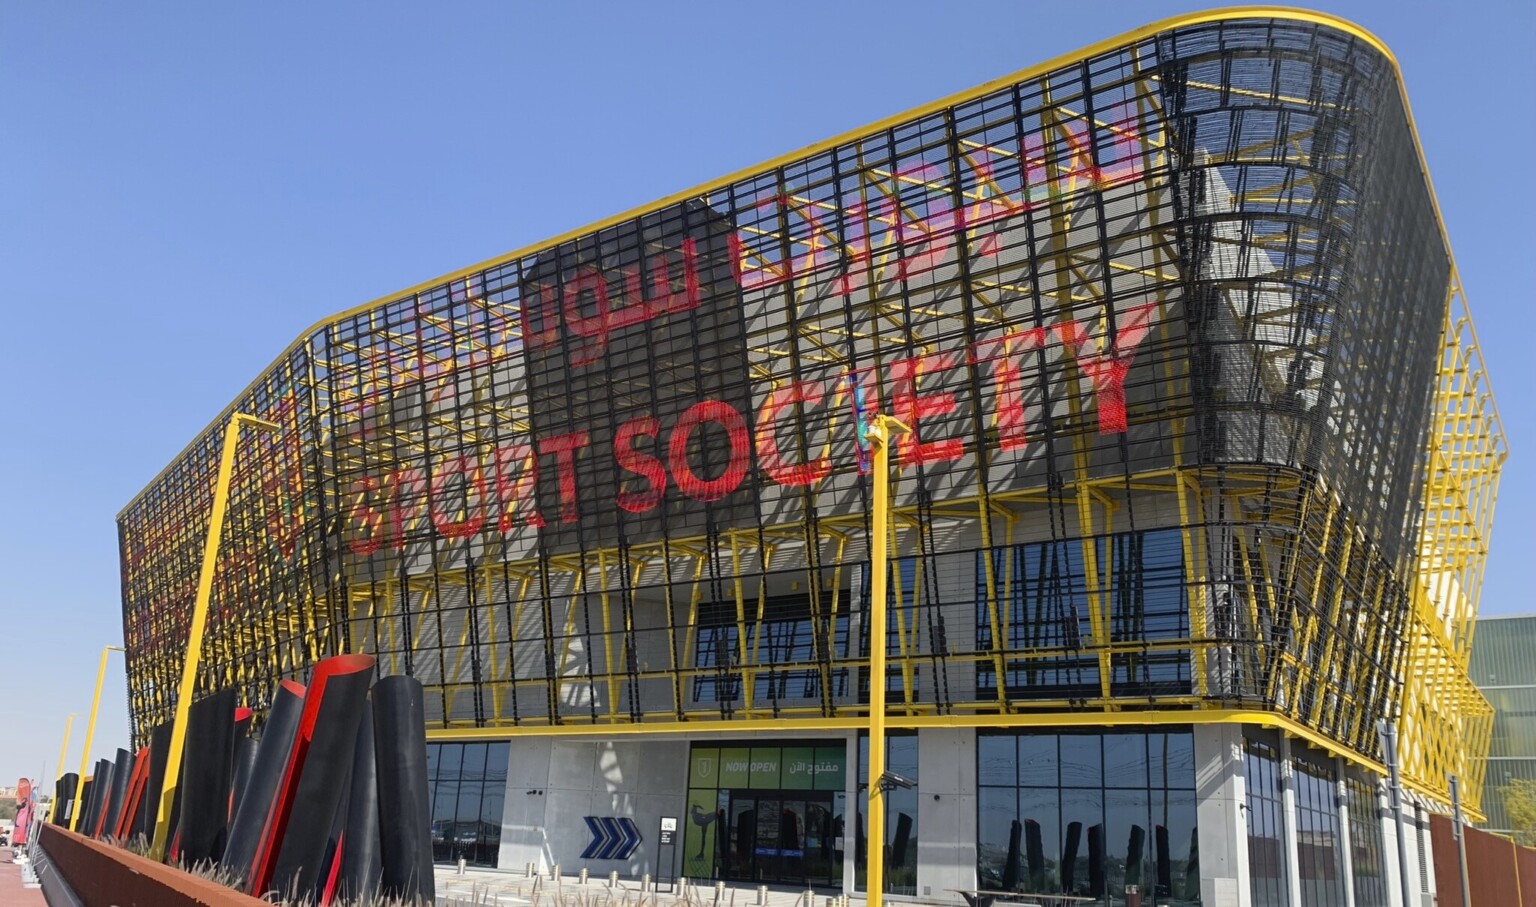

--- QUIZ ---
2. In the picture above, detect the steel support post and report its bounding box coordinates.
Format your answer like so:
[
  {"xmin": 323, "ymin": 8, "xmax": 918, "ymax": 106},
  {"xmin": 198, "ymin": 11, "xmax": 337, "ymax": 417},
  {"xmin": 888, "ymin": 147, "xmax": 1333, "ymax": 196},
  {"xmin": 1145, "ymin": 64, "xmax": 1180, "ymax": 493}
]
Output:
[
  {"xmin": 1378, "ymin": 720, "xmax": 1413, "ymax": 907},
  {"xmin": 149, "ymin": 413, "xmax": 277, "ymax": 860},
  {"xmin": 69, "ymin": 647, "xmax": 121, "ymax": 832},
  {"xmin": 864, "ymin": 414, "xmax": 906, "ymax": 907}
]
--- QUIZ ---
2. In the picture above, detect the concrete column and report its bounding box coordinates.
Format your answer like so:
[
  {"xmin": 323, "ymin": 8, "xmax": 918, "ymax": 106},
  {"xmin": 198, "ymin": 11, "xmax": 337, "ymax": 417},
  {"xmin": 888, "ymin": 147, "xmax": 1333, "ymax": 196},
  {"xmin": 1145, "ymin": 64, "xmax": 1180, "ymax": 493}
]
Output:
[
  {"xmin": 1192, "ymin": 723, "xmax": 1251, "ymax": 907},
  {"xmin": 1378, "ymin": 778, "xmax": 1406, "ymax": 907},
  {"xmin": 1277, "ymin": 736, "xmax": 1303, "ymax": 907},
  {"xmin": 1335, "ymin": 758, "xmax": 1355, "ymax": 907},
  {"xmin": 842, "ymin": 733, "xmax": 857, "ymax": 897},
  {"xmin": 915, "ymin": 728, "xmax": 976, "ymax": 903}
]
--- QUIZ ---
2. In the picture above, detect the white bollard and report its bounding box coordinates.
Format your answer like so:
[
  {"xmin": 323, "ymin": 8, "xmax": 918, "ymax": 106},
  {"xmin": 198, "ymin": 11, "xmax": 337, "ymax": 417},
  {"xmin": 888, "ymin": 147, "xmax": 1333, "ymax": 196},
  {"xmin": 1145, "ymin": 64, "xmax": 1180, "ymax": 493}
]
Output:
[
  {"xmin": 526, "ymin": 861, "xmax": 536, "ymax": 878},
  {"xmin": 642, "ymin": 873, "xmax": 652, "ymax": 893},
  {"xmin": 580, "ymin": 868, "xmax": 589, "ymax": 884},
  {"xmin": 457, "ymin": 856, "xmax": 467, "ymax": 876},
  {"xmin": 551, "ymin": 863, "xmax": 561, "ymax": 880},
  {"xmin": 610, "ymin": 869, "xmax": 621, "ymax": 887},
  {"xmin": 757, "ymin": 885, "xmax": 768, "ymax": 906}
]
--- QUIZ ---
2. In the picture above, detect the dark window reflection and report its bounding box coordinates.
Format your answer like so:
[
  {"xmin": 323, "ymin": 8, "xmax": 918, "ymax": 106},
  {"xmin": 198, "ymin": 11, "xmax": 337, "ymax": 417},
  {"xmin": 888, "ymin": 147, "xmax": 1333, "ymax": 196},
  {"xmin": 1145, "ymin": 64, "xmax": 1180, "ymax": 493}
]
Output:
[
  {"xmin": 975, "ymin": 531, "xmax": 1192, "ymax": 700},
  {"xmin": 1346, "ymin": 775, "xmax": 1388, "ymax": 907},
  {"xmin": 427, "ymin": 741, "xmax": 507, "ymax": 867},
  {"xmin": 1244, "ymin": 733, "xmax": 1288, "ymax": 907},
  {"xmin": 977, "ymin": 729, "xmax": 1198, "ymax": 905},
  {"xmin": 1294, "ymin": 753, "xmax": 1346, "ymax": 907},
  {"xmin": 856, "ymin": 733, "xmax": 919, "ymax": 895}
]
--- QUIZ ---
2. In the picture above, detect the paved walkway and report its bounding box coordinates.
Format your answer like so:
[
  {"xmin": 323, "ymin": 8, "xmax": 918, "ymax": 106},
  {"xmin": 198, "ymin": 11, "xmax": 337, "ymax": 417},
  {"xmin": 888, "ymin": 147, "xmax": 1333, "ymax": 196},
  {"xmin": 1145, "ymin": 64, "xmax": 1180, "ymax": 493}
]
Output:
[
  {"xmin": 0, "ymin": 851, "xmax": 44, "ymax": 907},
  {"xmin": 438, "ymin": 866, "xmax": 863, "ymax": 907}
]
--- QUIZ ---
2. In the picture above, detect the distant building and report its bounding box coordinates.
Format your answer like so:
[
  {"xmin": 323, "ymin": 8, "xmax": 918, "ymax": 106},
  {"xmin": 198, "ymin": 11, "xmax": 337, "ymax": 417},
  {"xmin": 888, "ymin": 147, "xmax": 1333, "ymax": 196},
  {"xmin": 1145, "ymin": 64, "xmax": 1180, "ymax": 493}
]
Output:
[{"xmin": 1471, "ymin": 615, "xmax": 1536, "ymax": 836}]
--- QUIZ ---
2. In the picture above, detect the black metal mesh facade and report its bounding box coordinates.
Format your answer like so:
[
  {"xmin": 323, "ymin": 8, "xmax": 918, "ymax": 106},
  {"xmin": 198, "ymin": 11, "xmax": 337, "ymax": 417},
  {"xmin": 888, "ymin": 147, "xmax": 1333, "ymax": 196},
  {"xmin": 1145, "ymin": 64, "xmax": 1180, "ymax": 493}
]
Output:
[{"xmin": 119, "ymin": 15, "xmax": 1451, "ymax": 765}]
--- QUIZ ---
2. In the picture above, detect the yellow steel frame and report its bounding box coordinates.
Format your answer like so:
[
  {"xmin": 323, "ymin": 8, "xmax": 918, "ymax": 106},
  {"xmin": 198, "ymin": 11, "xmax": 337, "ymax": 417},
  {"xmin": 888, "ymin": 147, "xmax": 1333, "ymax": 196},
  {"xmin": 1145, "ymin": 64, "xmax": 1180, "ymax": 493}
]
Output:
[{"xmin": 1398, "ymin": 279, "xmax": 1506, "ymax": 813}]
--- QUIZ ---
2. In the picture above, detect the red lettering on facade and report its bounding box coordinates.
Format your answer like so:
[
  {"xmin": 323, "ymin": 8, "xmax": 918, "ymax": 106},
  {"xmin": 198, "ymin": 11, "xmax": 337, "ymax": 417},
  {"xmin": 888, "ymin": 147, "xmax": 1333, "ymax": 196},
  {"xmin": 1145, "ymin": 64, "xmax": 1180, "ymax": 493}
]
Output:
[
  {"xmin": 1054, "ymin": 301, "xmax": 1159, "ymax": 434},
  {"xmin": 978, "ymin": 328, "xmax": 1049, "ymax": 452},
  {"xmin": 614, "ymin": 416, "xmax": 668, "ymax": 513},
  {"xmin": 539, "ymin": 431, "xmax": 590, "ymax": 523},
  {"xmin": 429, "ymin": 454, "xmax": 486, "ymax": 539},
  {"xmin": 522, "ymin": 283, "xmax": 562, "ymax": 348},
  {"xmin": 669, "ymin": 399, "xmax": 752, "ymax": 501},
  {"xmin": 345, "ymin": 477, "xmax": 384, "ymax": 557},
  {"xmin": 387, "ymin": 467, "xmax": 429, "ymax": 550},
  {"xmin": 493, "ymin": 443, "xmax": 545, "ymax": 532},
  {"xmin": 890, "ymin": 354, "xmax": 966, "ymax": 467},
  {"xmin": 563, "ymin": 266, "xmax": 612, "ymax": 367},
  {"xmin": 755, "ymin": 380, "xmax": 832, "ymax": 487}
]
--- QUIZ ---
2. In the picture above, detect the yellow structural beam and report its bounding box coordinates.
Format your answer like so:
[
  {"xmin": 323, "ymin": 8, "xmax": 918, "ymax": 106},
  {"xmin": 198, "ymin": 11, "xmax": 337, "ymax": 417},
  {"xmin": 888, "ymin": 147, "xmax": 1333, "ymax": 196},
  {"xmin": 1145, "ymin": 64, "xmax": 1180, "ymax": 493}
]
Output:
[
  {"xmin": 149, "ymin": 413, "xmax": 277, "ymax": 861},
  {"xmin": 865, "ymin": 413, "xmax": 908, "ymax": 907},
  {"xmin": 69, "ymin": 647, "xmax": 120, "ymax": 832}
]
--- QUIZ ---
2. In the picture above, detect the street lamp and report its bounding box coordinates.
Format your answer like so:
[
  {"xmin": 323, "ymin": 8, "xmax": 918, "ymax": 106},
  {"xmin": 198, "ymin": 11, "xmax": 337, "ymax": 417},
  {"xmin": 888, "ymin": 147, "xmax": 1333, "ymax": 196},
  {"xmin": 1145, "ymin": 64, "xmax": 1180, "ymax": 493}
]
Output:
[
  {"xmin": 69, "ymin": 647, "xmax": 122, "ymax": 832},
  {"xmin": 45, "ymin": 713, "xmax": 76, "ymax": 825},
  {"xmin": 863, "ymin": 412, "xmax": 908, "ymax": 907},
  {"xmin": 149, "ymin": 412, "xmax": 278, "ymax": 860}
]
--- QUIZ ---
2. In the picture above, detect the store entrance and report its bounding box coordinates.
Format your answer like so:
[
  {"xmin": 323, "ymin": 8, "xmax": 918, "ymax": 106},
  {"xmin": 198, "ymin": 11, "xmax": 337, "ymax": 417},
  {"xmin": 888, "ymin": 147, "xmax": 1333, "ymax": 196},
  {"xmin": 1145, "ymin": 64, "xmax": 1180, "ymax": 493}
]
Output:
[{"xmin": 723, "ymin": 791, "xmax": 842, "ymax": 886}]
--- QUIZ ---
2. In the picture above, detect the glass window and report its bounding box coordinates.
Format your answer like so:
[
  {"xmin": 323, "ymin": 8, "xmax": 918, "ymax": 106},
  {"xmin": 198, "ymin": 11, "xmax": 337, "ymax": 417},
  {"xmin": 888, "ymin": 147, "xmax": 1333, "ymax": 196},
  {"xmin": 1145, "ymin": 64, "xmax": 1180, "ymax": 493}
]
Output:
[
  {"xmin": 1105, "ymin": 788, "xmax": 1149, "ymax": 897},
  {"xmin": 1059, "ymin": 787, "xmax": 1104, "ymax": 898},
  {"xmin": 1152, "ymin": 788, "xmax": 1201, "ymax": 901},
  {"xmin": 1060, "ymin": 734, "xmax": 1102, "ymax": 788},
  {"xmin": 1104, "ymin": 733, "xmax": 1149, "ymax": 789},
  {"xmin": 478, "ymin": 781, "xmax": 506, "ymax": 866},
  {"xmin": 1347, "ymin": 774, "xmax": 1387, "ymax": 907},
  {"xmin": 975, "ymin": 531, "xmax": 1192, "ymax": 700},
  {"xmin": 432, "ymin": 776, "xmax": 459, "ymax": 863},
  {"xmin": 1019, "ymin": 734, "xmax": 1059, "ymax": 787},
  {"xmin": 856, "ymin": 733, "xmax": 919, "ymax": 895},
  {"xmin": 425, "ymin": 742, "xmax": 504, "ymax": 868},
  {"xmin": 486, "ymin": 742, "xmax": 510, "ymax": 786},
  {"xmin": 978, "ymin": 787, "xmax": 1019, "ymax": 890},
  {"xmin": 461, "ymin": 741, "xmax": 489, "ymax": 787},
  {"xmin": 1148, "ymin": 730, "xmax": 1195, "ymax": 789},
  {"xmin": 1016, "ymin": 787, "xmax": 1061, "ymax": 893},
  {"xmin": 1293, "ymin": 752, "xmax": 1345, "ymax": 907},
  {"xmin": 1245, "ymin": 733, "xmax": 1289, "ymax": 907},
  {"xmin": 693, "ymin": 594, "xmax": 850, "ymax": 703},
  {"xmin": 426, "ymin": 744, "xmax": 441, "ymax": 781},
  {"xmin": 436, "ymin": 743, "xmax": 463, "ymax": 781},
  {"xmin": 977, "ymin": 729, "xmax": 1195, "ymax": 903},
  {"xmin": 979, "ymin": 736, "xmax": 1017, "ymax": 786}
]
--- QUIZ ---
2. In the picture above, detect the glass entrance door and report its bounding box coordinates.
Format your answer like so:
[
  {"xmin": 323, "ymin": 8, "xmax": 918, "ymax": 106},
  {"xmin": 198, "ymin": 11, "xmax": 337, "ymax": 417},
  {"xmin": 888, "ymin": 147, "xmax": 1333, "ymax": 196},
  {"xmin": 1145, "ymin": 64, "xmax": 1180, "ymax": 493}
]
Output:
[{"xmin": 723, "ymin": 791, "xmax": 840, "ymax": 886}]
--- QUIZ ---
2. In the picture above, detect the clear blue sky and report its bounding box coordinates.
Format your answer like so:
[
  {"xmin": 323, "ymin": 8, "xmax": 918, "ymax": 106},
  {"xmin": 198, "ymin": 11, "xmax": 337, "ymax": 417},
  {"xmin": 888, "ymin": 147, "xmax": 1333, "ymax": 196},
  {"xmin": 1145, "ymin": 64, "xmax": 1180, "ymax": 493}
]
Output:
[{"xmin": 1, "ymin": 1, "xmax": 1531, "ymax": 790}]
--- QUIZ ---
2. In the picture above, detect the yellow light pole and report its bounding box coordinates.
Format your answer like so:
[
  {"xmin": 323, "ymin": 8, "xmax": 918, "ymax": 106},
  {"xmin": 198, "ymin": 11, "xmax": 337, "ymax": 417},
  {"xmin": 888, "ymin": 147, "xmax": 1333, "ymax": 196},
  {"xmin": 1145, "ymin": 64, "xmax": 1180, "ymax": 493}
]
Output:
[
  {"xmin": 150, "ymin": 412, "xmax": 278, "ymax": 861},
  {"xmin": 45, "ymin": 713, "xmax": 76, "ymax": 824},
  {"xmin": 863, "ymin": 413, "xmax": 907, "ymax": 907},
  {"xmin": 69, "ymin": 647, "xmax": 123, "ymax": 831}
]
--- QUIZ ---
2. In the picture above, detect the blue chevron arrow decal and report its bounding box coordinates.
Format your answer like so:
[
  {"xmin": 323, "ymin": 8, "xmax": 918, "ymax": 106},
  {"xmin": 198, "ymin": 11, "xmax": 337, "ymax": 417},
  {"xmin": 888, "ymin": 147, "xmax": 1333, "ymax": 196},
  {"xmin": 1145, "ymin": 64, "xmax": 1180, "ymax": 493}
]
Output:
[
  {"xmin": 616, "ymin": 817, "xmax": 641, "ymax": 858},
  {"xmin": 599, "ymin": 817, "xmax": 623, "ymax": 859},
  {"xmin": 581, "ymin": 816, "xmax": 610, "ymax": 859},
  {"xmin": 582, "ymin": 816, "xmax": 642, "ymax": 860}
]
